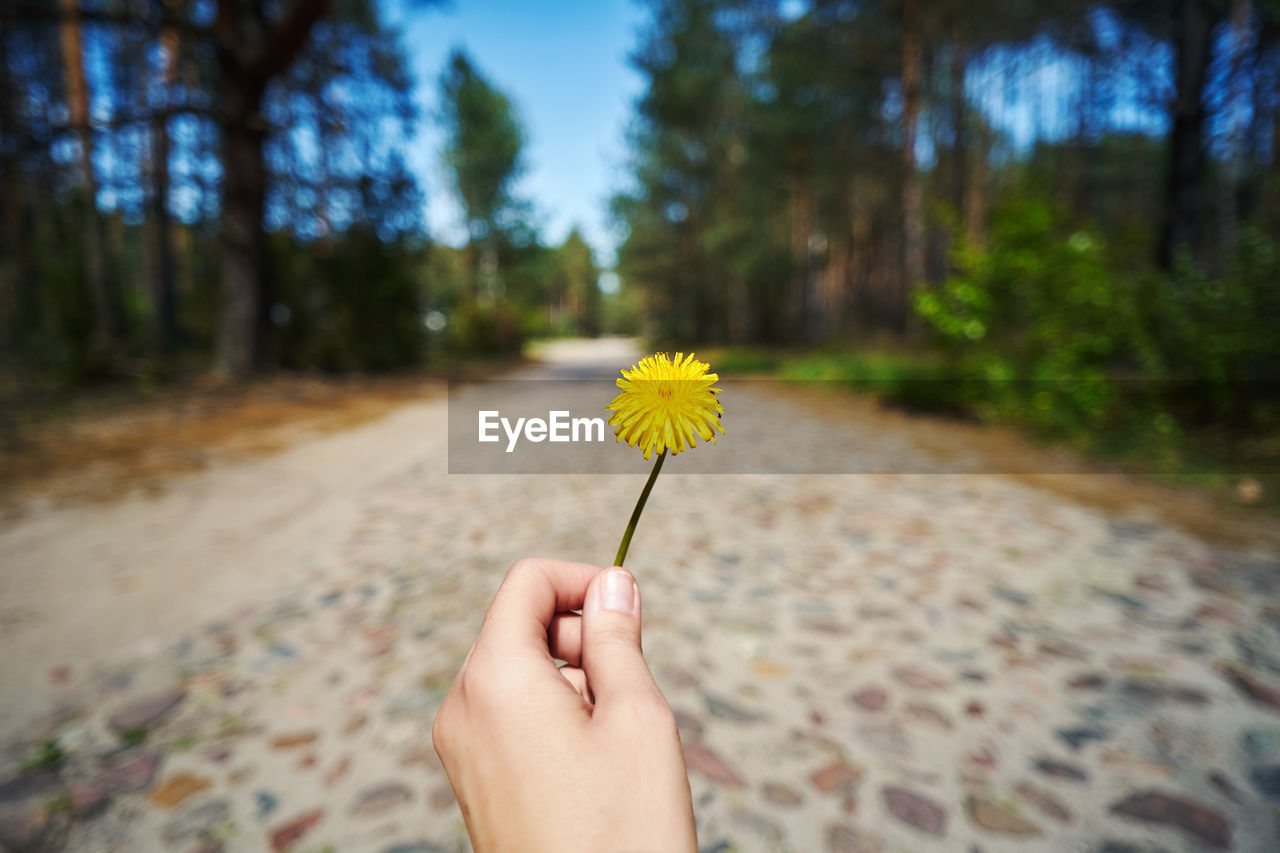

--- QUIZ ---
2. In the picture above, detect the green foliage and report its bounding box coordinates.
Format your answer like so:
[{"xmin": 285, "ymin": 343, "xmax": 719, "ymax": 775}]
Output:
[
  {"xmin": 910, "ymin": 196, "xmax": 1280, "ymax": 470},
  {"xmin": 439, "ymin": 49, "xmax": 527, "ymax": 239},
  {"xmin": 119, "ymin": 726, "xmax": 149, "ymax": 748},
  {"xmin": 914, "ymin": 195, "xmax": 1158, "ymax": 437},
  {"xmin": 23, "ymin": 739, "xmax": 65, "ymax": 772},
  {"xmin": 1149, "ymin": 227, "xmax": 1280, "ymax": 428},
  {"xmin": 447, "ymin": 300, "xmax": 523, "ymax": 356}
]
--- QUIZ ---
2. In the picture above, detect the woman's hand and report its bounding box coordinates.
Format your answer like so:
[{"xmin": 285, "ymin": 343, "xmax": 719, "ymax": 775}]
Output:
[{"xmin": 432, "ymin": 558, "xmax": 697, "ymax": 852}]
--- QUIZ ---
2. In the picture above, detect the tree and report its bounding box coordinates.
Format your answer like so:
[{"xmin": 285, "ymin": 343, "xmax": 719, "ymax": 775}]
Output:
[
  {"xmin": 1157, "ymin": 0, "xmax": 1225, "ymax": 269},
  {"xmin": 553, "ymin": 229, "xmax": 601, "ymax": 337},
  {"xmin": 438, "ymin": 48, "xmax": 526, "ymax": 298}
]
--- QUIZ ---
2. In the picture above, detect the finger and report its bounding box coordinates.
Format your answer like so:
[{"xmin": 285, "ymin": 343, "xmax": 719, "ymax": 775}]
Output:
[
  {"xmin": 580, "ymin": 567, "xmax": 663, "ymax": 712},
  {"xmin": 557, "ymin": 664, "xmax": 593, "ymax": 706},
  {"xmin": 479, "ymin": 558, "xmax": 605, "ymax": 653},
  {"xmin": 548, "ymin": 612, "xmax": 582, "ymax": 665}
]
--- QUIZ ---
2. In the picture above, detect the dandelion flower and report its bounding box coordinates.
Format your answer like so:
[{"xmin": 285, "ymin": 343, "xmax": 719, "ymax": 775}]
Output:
[
  {"xmin": 607, "ymin": 352, "xmax": 724, "ymax": 461},
  {"xmin": 607, "ymin": 352, "xmax": 724, "ymax": 567}
]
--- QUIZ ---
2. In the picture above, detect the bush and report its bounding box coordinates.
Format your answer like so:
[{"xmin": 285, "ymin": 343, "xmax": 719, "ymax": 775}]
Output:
[
  {"xmin": 1150, "ymin": 227, "xmax": 1280, "ymax": 428},
  {"xmin": 914, "ymin": 195, "xmax": 1158, "ymax": 437},
  {"xmin": 447, "ymin": 299, "xmax": 524, "ymax": 355}
]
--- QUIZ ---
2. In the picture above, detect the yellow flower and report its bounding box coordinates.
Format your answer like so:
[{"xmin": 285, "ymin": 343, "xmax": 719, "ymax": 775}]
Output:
[{"xmin": 607, "ymin": 352, "xmax": 724, "ymax": 460}]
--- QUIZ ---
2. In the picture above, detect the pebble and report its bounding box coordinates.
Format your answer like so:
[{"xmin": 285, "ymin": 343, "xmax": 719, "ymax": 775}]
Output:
[
  {"xmin": 1216, "ymin": 662, "xmax": 1280, "ymax": 713},
  {"xmin": 882, "ymin": 786, "xmax": 946, "ymax": 835},
  {"xmin": 703, "ymin": 693, "xmax": 765, "ymax": 723},
  {"xmin": 905, "ymin": 702, "xmax": 952, "ymax": 729},
  {"xmin": 849, "ymin": 687, "xmax": 888, "ymax": 711},
  {"xmin": 1109, "ymin": 791, "xmax": 1231, "ymax": 849},
  {"xmin": 1248, "ymin": 764, "xmax": 1280, "ymax": 799},
  {"xmin": 682, "ymin": 743, "xmax": 744, "ymax": 788},
  {"xmin": 826, "ymin": 824, "xmax": 882, "ymax": 853},
  {"xmin": 255, "ymin": 790, "xmax": 279, "ymax": 821},
  {"xmin": 1241, "ymin": 727, "xmax": 1280, "ymax": 761},
  {"xmin": 148, "ymin": 772, "xmax": 213, "ymax": 809},
  {"xmin": 1014, "ymin": 781, "xmax": 1072, "ymax": 822},
  {"xmin": 965, "ymin": 794, "xmax": 1041, "ymax": 836},
  {"xmin": 762, "ymin": 782, "xmax": 803, "ymax": 806},
  {"xmin": 270, "ymin": 731, "xmax": 319, "ymax": 750},
  {"xmin": 269, "ymin": 808, "xmax": 325, "ymax": 852},
  {"xmin": 810, "ymin": 763, "xmax": 862, "ymax": 794},
  {"xmin": 107, "ymin": 686, "xmax": 186, "ymax": 733},
  {"xmin": 1033, "ymin": 757, "xmax": 1088, "ymax": 782},
  {"xmin": 100, "ymin": 750, "xmax": 162, "ymax": 793},
  {"xmin": 350, "ymin": 781, "xmax": 414, "ymax": 817},
  {"xmin": 1056, "ymin": 727, "xmax": 1109, "ymax": 750},
  {"xmin": 892, "ymin": 667, "xmax": 947, "ymax": 690}
]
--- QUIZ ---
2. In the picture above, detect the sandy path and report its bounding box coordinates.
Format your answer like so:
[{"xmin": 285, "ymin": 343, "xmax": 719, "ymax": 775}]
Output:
[{"xmin": 0, "ymin": 397, "xmax": 449, "ymax": 731}]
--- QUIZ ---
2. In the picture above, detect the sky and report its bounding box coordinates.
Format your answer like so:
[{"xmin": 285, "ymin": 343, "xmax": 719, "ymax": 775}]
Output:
[{"xmin": 388, "ymin": 0, "xmax": 650, "ymax": 265}]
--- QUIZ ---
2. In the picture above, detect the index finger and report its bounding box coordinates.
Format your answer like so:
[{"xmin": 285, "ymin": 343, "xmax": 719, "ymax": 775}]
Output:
[{"xmin": 477, "ymin": 557, "xmax": 606, "ymax": 653}]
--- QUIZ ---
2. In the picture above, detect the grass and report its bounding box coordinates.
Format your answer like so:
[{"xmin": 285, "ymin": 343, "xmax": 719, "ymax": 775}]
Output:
[{"xmin": 22, "ymin": 739, "xmax": 65, "ymax": 772}]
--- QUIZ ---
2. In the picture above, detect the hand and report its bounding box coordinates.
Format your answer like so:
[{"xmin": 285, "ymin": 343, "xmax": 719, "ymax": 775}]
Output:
[{"xmin": 432, "ymin": 558, "xmax": 697, "ymax": 853}]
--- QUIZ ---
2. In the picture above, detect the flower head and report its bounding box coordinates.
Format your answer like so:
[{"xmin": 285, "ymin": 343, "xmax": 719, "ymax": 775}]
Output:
[{"xmin": 607, "ymin": 352, "xmax": 724, "ymax": 460}]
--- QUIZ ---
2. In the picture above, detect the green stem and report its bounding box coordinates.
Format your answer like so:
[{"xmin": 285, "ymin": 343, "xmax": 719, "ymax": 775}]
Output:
[{"xmin": 614, "ymin": 449, "xmax": 667, "ymax": 568}]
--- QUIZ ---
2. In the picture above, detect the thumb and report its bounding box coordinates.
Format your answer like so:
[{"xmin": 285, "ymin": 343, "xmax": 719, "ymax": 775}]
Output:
[{"xmin": 581, "ymin": 567, "xmax": 660, "ymax": 708}]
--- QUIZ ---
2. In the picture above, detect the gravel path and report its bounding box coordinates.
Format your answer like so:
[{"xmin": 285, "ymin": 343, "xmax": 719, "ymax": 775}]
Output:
[{"xmin": 2, "ymin": 339, "xmax": 1279, "ymax": 852}]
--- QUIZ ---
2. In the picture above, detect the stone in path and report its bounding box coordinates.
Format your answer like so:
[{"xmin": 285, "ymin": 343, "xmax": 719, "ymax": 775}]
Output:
[
  {"xmin": 1109, "ymin": 790, "xmax": 1231, "ymax": 849},
  {"xmin": 270, "ymin": 808, "xmax": 325, "ymax": 852},
  {"xmin": 682, "ymin": 743, "xmax": 744, "ymax": 788},
  {"xmin": 350, "ymin": 781, "xmax": 414, "ymax": 817},
  {"xmin": 965, "ymin": 794, "xmax": 1041, "ymax": 836},
  {"xmin": 826, "ymin": 823, "xmax": 882, "ymax": 853},
  {"xmin": 703, "ymin": 693, "xmax": 766, "ymax": 723},
  {"xmin": 882, "ymin": 786, "xmax": 946, "ymax": 836},
  {"xmin": 99, "ymin": 749, "xmax": 162, "ymax": 792},
  {"xmin": 810, "ymin": 762, "xmax": 862, "ymax": 794},
  {"xmin": 1033, "ymin": 757, "xmax": 1088, "ymax": 782},
  {"xmin": 1248, "ymin": 765, "xmax": 1280, "ymax": 799},
  {"xmin": 107, "ymin": 686, "xmax": 186, "ymax": 734},
  {"xmin": 848, "ymin": 687, "xmax": 888, "ymax": 711},
  {"xmin": 148, "ymin": 772, "xmax": 212, "ymax": 809},
  {"xmin": 1216, "ymin": 662, "xmax": 1280, "ymax": 714},
  {"xmin": 762, "ymin": 782, "xmax": 804, "ymax": 807},
  {"xmin": 1015, "ymin": 781, "xmax": 1073, "ymax": 822}
]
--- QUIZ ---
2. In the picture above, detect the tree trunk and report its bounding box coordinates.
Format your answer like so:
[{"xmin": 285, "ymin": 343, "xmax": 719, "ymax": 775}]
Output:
[
  {"xmin": 790, "ymin": 173, "xmax": 812, "ymax": 342},
  {"xmin": 965, "ymin": 124, "xmax": 989, "ymax": 248},
  {"xmin": 150, "ymin": 25, "xmax": 180, "ymax": 356},
  {"xmin": 151, "ymin": 111, "xmax": 178, "ymax": 356},
  {"xmin": 1218, "ymin": 0, "xmax": 1250, "ymax": 262},
  {"xmin": 900, "ymin": 0, "xmax": 925, "ymax": 329},
  {"xmin": 1158, "ymin": 0, "xmax": 1222, "ymax": 270},
  {"xmin": 57, "ymin": 0, "xmax": 117, "ymax": 372},
  {"xmin": 213, "ymin": 0, "xmax": 328, "ymax": 378},
  {"xmin": 0, "ymin": 9, "xmax": 19, "ymax": 375},
  {"xmin": 216, "ymin": 89, "xmax": 267, "ymax": 378},
  {"xmin": 949, "ymin": 35, "xmax": 967, "ymax": 218}
]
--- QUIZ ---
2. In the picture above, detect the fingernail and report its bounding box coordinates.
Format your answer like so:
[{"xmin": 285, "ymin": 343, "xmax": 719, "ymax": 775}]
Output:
[{"xmin": 600, "ymin": 569, "xmax": 636, "ymax": 614}]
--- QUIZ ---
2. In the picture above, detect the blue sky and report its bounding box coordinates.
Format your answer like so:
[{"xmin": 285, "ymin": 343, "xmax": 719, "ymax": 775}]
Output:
[{"xmin": 388, "ymin": 0, "xmax": 650, "ymax": 264}]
